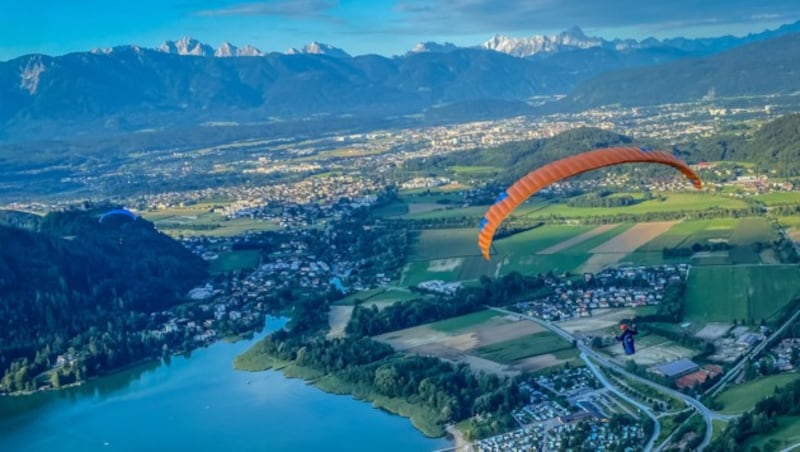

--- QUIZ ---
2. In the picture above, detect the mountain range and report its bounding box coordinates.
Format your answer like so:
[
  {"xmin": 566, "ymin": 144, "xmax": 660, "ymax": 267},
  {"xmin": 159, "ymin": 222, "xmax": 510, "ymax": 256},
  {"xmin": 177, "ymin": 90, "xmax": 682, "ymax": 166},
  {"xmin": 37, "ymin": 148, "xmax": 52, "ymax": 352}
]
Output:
[
  {"xmin": 2, "ymin": 23, "xmax": 800, "ymax": 141},
  {"xmin": 85, "ymin": 20, "xmax": 800, "ymax": 59}
]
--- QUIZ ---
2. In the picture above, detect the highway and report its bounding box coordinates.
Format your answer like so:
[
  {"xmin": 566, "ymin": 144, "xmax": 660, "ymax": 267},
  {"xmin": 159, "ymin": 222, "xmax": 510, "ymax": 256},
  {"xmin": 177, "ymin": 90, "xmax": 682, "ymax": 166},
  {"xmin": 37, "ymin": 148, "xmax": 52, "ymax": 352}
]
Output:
[
  {"xmin": 489, "ymin": 306, "xmax": 734, "ymax": 451},
  {"xmin": 706, "ymin": 307, "xmax": 800, "ymax": 398},
  {"xmin": 580, "ymin": 352, "xmax": 661, "ymax": 451}
]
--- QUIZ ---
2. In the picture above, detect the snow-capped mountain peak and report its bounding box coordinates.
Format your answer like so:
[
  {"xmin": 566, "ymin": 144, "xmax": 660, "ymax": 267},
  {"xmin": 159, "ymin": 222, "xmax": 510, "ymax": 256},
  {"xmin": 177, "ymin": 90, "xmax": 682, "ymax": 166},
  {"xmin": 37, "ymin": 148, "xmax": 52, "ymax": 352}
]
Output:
[
  {"xmin": 157, "ymin": 37, "xmax": 263, "ymax": 57},
  {"xmin": 286, "ymin": 41, "xmax": 351, "ymax": 58},
  {"xmin": 408, "ymin": 41, "xmax": 460, "ymax": 54},
  {"xmin": 482, "ymin": 27, "xmax": 605, "ymax": 57}
]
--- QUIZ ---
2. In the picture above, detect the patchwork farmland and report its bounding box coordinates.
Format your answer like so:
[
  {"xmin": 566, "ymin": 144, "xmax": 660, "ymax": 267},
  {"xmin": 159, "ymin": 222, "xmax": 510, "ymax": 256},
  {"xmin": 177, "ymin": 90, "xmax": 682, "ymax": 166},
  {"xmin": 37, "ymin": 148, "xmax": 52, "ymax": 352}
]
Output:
[{"xmin": 375, "ymin": 310, "xmax": 576, "ymax": 376}]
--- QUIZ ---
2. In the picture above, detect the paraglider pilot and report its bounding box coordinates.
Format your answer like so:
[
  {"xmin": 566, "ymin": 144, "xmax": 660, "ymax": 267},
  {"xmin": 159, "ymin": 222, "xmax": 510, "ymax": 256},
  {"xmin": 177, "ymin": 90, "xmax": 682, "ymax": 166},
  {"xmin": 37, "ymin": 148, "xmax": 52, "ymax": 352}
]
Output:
[{"xmin": 616, "ymin": 323, "xmax": 638, "ymax": 355}]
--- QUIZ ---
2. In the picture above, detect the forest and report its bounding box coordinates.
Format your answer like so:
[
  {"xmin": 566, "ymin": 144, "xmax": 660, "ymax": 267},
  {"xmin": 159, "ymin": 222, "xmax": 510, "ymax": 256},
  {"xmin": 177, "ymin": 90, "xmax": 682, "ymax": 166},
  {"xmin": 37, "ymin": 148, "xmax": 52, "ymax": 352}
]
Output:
[
  {"xmin": 709, "ymin": 379, "xmax": 800, "ymax": 451},
  {"xmin": 0, "ymin": 206, "xmax": 208, "ymax": 392}
]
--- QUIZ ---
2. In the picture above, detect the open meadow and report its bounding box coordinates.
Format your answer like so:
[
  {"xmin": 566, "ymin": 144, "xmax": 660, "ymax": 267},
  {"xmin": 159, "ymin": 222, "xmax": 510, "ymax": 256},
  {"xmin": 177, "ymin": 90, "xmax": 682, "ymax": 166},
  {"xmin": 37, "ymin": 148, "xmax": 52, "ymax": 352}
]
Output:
[
  {"xmin": 141, "ymin": 205, "xmax": 281, "ymax": 237},
  {"xmin": 684, "ymin": 265, "xmax": 800, "ymax": 323},
  {"xmin": 399, "ymin": 223, "xmax": 642, "ymax": 284},
  {"xmin": 522, "ymin": 192, "xmax": 748, "ymax": 219},
  {"xmin": 753, "ymin": 191, "xmax": 800, "ymax": 205},
  {"xmin": 626, "ymin": 217, "xmax": 782, "ymax": 266},
  {"xmin": 713, "ymin": 373, "xmax": 800, "ymax": 414},
  {"xmin": 375, "ymin": 310, "xmax": 575, "ymax": 375}
]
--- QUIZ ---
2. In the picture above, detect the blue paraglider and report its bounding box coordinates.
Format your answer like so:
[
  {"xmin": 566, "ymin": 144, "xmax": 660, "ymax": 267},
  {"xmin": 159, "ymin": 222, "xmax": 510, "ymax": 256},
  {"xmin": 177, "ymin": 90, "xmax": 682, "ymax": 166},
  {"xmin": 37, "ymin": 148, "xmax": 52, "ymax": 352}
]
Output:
[
  {"xmin": 616, "ymin": 323, "xmax": 638, "ymax": 355},
  {"xmin": 99, "ymin": 208, "xmax": 138, "ymax": 223}
]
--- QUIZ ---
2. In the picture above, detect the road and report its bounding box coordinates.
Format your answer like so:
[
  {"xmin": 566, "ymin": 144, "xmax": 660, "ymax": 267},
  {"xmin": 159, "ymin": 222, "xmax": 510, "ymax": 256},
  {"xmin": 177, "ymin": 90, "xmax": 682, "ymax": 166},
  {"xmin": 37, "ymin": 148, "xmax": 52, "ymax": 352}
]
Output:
[
  {"xmin": 490, "ymin": 306, "xmax": 735, "ymax": 451},
  {"xmin": 581, "ymin": 352, "xmax": 661, "ymax": 451},
  {"xmin": 706, "ymin": 307, "xmax": 800, "ymax": 398}
]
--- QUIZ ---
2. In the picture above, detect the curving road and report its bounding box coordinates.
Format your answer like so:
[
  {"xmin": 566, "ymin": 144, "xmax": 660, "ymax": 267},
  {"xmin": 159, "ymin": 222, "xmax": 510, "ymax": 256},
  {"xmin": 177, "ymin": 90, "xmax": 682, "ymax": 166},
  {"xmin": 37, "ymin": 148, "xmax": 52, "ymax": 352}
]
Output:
[
  {"xmin": 581, "ymin": 352, "xmax": 661, "ymax": 451},
  {"xmin": 489, "ymin": 307, "xmax": 736, "ymax": 451}
]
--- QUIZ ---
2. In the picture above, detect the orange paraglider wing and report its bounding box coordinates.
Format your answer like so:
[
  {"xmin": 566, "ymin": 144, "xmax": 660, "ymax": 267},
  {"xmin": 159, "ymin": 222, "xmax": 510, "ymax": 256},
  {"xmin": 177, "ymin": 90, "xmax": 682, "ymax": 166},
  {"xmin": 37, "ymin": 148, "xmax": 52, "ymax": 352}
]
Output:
[{"xmin": 477, "ymin": 146, "xmax": 702, "ymax": 260}]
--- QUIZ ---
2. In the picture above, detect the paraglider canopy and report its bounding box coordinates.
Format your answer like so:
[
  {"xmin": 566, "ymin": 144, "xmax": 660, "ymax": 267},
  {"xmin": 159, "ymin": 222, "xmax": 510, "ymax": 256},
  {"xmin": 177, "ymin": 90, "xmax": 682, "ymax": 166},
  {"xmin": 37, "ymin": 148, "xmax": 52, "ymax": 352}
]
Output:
[
  {"xmin": 99, "ymin": 208, "xmax": 138, "ymax": 223},
  {"xmin": 477, "ymin": 146, "xmax": 703, "ymax": 260}
]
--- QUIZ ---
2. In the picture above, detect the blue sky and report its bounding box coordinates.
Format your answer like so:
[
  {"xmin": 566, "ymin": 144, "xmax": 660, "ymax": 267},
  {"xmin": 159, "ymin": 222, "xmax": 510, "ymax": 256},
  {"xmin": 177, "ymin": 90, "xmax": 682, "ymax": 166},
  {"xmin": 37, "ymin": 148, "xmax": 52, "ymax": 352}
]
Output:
[{"xmin": 1, "ymin": 0, "xmax": 799, "ymax": 60}]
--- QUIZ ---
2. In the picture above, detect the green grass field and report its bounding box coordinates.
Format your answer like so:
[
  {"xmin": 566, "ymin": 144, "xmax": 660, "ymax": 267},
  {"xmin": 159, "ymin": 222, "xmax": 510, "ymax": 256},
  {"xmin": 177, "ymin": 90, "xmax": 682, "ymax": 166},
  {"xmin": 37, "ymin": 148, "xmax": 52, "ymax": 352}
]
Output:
[
  {"xmin": 627, "ymin": 217, "xmax": 779, "ymax": 266},
  {"xmin": 777, "ymin": 216, "xmax": 800, "ymax": 228},
  {"xmin": 474, "ymin": 331, "xmax": 573, "ymax": 364},
  {"xmin": 635, "ymin": 219, "xmax": 738, "ymax": 251},
  {"xmin": 450, "ymin": 165, "xmax": 502, "ymax": 178},
  {"xmin": 495, "ymin": 224, "xmax": 633, "ymax": 276},
  {"xmin": 402, "ymin": 224, "xmax": 632, "ymax": 283},
  {"xmin": 753, "ymin": 191, "xmax": 800, "ymax": 205},
  {"xmin": 742, "ymin": 415, "xmax": 800, "ymax": 451},
  {"xmin": 729, "ymin": 217, "xmax": 778, "ymax": 246},
  {"xmin": 333, "ymin": 288, "xmax": 423, "ymax": 306},
  {"xmin": 209, "ymin": 250, "xmax": 261, "ymax": 274},
  {"xmin": 523, "ymin": 193, "xmax": 748, "ymax": 219},
  {"xmin": 685, "ymin": 265, "xmax": 800, "ymax": 323},
  {"xmin": 143, "ymin": 206, "xmax": 281, "ymax": 237},
  {"xmin": 714, "ymin": 373, "xmax": 800, "ymax": 414},
  {"xmin": 494, "ymin": 224, "xmax": 594, "ymax": 254},
  {"xmin": 400, "ymin": 256, "xmax": 495, "ymax": 286},
  {"xmin": 429, "ymin": 309, "xmax": 501, "ymax": 333},
  {"xmin": 410, "ymin": 228, "xmax": 483, "ymax": 260}
]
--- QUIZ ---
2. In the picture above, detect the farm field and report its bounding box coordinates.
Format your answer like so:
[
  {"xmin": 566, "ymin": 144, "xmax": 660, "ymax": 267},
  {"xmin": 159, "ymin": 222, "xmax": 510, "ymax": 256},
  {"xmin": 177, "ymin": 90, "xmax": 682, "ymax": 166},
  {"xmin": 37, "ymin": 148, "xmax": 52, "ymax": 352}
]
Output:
[
  {"xmin": 401, "ymin": 224, "xmax": 621, "ymax": 284},
  {"xmin": 376, "ymin": 310, "xmax": 574, "ymax": 375},
  {"xmin": 753, "ymin": 191, "xmax": 800, "ymax": 205},
  {"xmin": 626, "ymin": 217, "xmax": 781, "ymax": 266},
  {"xmin": 400, "ymin": 256, "xmax": 495, "ymax": 286},
  {"xmin": 332, "ymin": 287, "xmax": 421, "ymax": 306},
  {"xmin": 522, "ymin": 192, "xmax": 748, "ymax": 219},
  {"xmin": 684, "ymin": 265, "xmax": 800, "ymax": 324},
  {"xmin": 578, "ymin": 222, "xmax": 676, "ymax": 273},
  {"xmin": 714, "ymin": 373, "xmax": 800, "ymax": 414},
  {"xmin": 429, "ymin": 310, "xmax": 501, "ymax": 332},
  {"xmin": 474, "ymin": 331, "xmax": 573, "ymax": 364},
  {"xmin": 142, "ymin": 206, "xmax": 281, "ymax": 237},
  {"xmin": 409, "ymin": 228, "xmax": 484, "ymax": 260},
  {"xmin": 371, "ymin": 192, "xmax": 466, "ymax": 218},
  {"xmin": 634, "ymin": 218, "xmax": 738, "ymax": 251}
]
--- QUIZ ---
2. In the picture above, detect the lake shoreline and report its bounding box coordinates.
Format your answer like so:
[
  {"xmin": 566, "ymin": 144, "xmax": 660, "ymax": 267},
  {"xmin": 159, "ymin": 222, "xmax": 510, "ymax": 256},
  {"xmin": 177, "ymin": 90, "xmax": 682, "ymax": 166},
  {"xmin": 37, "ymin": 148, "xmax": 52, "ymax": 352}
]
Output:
[{"xmin": 233, "ymin": 353, "xmax": 459, "ymax": 445}]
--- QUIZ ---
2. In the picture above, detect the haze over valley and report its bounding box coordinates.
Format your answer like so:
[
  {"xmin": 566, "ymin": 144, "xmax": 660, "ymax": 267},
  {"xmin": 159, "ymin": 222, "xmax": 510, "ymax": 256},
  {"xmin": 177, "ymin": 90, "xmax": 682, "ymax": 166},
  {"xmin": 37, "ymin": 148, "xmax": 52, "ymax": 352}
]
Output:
[{"xmin": 3, "ymin": 8, "xmax": 800, "ymax": 452}]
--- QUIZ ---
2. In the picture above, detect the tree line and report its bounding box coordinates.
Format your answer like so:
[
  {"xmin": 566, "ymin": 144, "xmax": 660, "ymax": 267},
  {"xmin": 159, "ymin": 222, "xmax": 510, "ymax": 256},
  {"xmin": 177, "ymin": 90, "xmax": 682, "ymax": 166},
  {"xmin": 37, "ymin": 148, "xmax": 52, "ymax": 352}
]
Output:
[
  {"xmin": 0, "ymin": 207, "xmax": 208, "ymax": 393},
  {"xmin": 709, "ymin": 379, "xmax": 800, "ymax": 451}
]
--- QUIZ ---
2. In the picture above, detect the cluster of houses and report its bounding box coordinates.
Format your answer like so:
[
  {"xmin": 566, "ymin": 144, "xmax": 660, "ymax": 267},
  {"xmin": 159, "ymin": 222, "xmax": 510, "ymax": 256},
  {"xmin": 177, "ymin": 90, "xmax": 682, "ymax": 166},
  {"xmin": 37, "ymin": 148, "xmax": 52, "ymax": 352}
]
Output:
[
  {"xmin": 476, "ymin": 366, "xmax": 645, "ymax": 452},
  {"xmin": 772, "ymin": 338, "xmax": 800, "ymax": 372},
  {"xmin": 416, "ymin": 280, "xmax": 462, "ymax": 295},
  {"xmin": 515, "ymin": 265, "xmax": 688, "ymax": 321}
]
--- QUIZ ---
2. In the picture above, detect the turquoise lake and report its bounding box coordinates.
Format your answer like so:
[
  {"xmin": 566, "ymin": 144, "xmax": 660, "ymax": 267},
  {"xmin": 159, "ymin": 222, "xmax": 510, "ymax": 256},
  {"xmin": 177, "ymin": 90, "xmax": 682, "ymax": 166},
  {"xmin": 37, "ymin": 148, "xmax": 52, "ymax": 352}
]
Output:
[{"xmin": 0, "ymin": 317, "xmax": 451, "ymax": 451}]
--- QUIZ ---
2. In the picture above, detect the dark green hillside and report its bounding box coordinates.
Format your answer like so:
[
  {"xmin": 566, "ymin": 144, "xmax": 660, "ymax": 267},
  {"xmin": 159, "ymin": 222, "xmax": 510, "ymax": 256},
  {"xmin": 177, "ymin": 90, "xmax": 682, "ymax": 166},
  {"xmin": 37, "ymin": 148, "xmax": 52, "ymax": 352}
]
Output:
[
  {"xmin": 404, "ymin": 127, "xmax": 632, "ymax": 185},
  {"xmin": 0, "ymin": 208, "xmax": 207, "ymax": 392},
  {"xmin": 564, "ymin": 33, "xmax": 800, "ymax": 109},
  {"xmin": 677, "ymin": 113, "xmax": 800, "ymax": 175}
]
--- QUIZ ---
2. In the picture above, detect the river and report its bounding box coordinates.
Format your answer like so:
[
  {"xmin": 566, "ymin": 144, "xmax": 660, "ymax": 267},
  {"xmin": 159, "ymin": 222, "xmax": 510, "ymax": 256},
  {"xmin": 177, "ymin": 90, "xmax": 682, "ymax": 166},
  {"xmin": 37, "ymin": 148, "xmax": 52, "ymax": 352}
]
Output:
[{"xmin": 0, "ymin": 317, "xmax": 452, "ymax": 451}]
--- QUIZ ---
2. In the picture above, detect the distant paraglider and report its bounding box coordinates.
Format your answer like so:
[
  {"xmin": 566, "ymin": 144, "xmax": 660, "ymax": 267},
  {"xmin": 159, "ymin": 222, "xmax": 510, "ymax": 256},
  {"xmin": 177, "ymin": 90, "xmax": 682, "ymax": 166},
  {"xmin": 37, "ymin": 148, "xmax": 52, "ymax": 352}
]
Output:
[
  {"xmin": 477, "ymin": 146, "xmax": 703, "ymax": 260},
  {"xmin": 616, "ymin": 323, "xmax": 638, "ymax": 355},
  {"xmin": 99, "ymin": 208, "xmax": 138, "ymax": 223}
]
